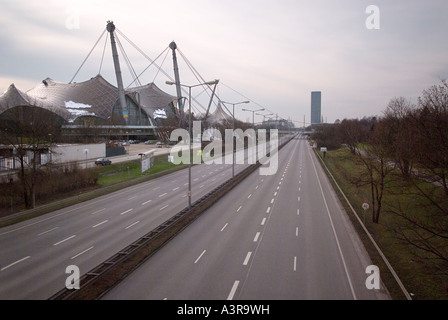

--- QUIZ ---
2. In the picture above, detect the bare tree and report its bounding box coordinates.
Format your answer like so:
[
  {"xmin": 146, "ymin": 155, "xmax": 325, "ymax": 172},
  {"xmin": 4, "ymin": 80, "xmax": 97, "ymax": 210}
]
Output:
[
  {"xmin": 413, "ymin": 80, "xmax": 448, "ymax": 197},
  {"xmin": 0, "ymin": 105, "xmax": 62, "ymax": 208},
  {"xmin": 382, "ymin": 97, "xmax": 417, "ymax": 179},
  {"xmin": 384, "ymin": 81, "xmax": 448, "ymax": 270},
  {"xmin": 352, "ymin": 119, "xmax": 396, "ymax": 223},
  {"xmin": 338, "ymin": 119, "xmax": 369, "ymax": 154}
]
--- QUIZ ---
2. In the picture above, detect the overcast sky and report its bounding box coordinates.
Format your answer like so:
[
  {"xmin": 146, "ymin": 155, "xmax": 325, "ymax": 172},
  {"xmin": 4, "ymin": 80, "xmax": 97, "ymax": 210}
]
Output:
[{"xmin": 1, "ymin": 0, "xmax": 448, "ymax": 125}]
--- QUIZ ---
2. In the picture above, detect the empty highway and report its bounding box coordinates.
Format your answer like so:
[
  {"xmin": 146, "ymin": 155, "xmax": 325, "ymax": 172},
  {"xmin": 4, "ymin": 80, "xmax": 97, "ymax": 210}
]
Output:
[
  {"xmin": 0, "ymin": 145, "xmax": 256, "ymax": 299},
  {"xmin": 103, "ymin": 137, "xmax": 391, "ymax": 300}
]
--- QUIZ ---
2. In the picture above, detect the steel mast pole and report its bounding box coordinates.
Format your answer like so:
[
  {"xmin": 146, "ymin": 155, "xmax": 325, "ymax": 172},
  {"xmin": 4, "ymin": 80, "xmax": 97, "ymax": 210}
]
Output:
[
  {"xmin": 107, "ymin": 21, "xmax": 128, "ymax": 124},
  {"xmin": 170, "ymin": 41, "xmax": 184, "ymax": 127}
]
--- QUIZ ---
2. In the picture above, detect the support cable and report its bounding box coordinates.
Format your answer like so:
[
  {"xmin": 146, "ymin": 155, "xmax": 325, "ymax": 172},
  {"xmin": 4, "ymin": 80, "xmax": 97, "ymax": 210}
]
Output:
[
  {"xmin": 116, "ymin": 29, "xmax": 174, "ymax": 82},
  {"xmin": 98, "ymin": 31, "xmax": 109, "ymax": 75},
  {"xmin": 115, "ymin": 34, "xmax": 141, "ymax": 87},
  {"xmin": 70, "ymin": 29, "xmax": 107, "ymax": 83}
]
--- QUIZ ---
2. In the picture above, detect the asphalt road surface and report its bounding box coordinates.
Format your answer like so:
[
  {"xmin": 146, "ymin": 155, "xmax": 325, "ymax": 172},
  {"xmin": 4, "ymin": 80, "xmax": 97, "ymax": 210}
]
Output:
[
  {"xmin": 0, "ymin": 143, "xmax": 259, "ymax": 299},
  {"xmin": 103, "ymin": 137, "xmax": 391, "ymax": 300}
]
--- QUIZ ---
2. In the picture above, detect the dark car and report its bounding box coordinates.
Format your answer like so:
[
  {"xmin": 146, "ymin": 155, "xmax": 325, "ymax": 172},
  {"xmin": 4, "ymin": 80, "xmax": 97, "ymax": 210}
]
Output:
[{"xmin": 95, "ymin": 158, "xmax": 112, "ymax": 166}]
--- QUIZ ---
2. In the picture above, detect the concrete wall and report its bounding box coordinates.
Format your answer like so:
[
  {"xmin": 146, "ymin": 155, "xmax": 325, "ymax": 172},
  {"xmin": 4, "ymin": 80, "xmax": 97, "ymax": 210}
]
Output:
[{"xmin": 51, "ymin": 143, "xmax": 106, "ymax": 163}]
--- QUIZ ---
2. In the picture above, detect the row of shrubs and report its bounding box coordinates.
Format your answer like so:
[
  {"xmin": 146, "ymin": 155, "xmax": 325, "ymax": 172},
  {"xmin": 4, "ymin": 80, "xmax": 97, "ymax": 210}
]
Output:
[{"xmin": 0, "ymin": 164, "xmax": 99, "ymax": 216}]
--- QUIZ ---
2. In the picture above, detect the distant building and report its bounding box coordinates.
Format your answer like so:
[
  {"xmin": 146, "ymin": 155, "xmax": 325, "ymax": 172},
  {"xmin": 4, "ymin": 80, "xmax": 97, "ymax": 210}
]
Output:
[
  {"xmin": 311, "ymin": 91, "xmax": 321, "ymax": 124},
  {"xmin": 261, "ymin": 119, "xmax": 294, "ymax": 129}
]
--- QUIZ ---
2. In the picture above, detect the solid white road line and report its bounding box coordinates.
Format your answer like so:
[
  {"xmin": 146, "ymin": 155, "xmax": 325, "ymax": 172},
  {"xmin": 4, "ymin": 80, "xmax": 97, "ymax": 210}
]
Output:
[{"xmin": 309, "ymin": 146, "xmax": 357, "ymax": 300}]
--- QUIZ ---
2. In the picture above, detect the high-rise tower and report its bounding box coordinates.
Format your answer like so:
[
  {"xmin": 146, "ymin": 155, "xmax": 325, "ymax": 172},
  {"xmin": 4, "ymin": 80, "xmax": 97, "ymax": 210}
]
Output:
[{"xmin": 311, "ymin": 91, "xmax": 321, "ymax": 124}]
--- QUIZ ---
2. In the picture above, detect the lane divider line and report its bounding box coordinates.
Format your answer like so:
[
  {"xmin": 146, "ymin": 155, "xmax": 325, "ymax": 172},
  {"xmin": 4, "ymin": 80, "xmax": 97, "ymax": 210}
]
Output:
[
  {"xmin": 195, "ymin": 250, "xmax": 206, "ymax": 264},
  {"xmin": 1, "ymin": 256, "xmax": 31, "ymax": 271}
]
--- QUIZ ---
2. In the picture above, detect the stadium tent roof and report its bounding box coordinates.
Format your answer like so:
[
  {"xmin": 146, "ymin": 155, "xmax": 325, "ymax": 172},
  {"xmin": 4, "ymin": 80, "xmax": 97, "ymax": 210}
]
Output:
[
  {"xmin": 0, "ymin": 74, "xmax": 178, "ymax": 124},
  {"xmin": 126, "ymin": 82, "xmax": 179, "ymax": 120},
  {"xmin": 206, "ymin": 102, "xmax": 232, "ymax": 125}
]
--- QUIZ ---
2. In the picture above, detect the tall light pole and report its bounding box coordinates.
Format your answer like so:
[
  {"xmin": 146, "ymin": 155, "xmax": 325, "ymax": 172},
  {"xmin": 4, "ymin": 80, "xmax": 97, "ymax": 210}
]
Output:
[
  {"xmin": 220, "ymin": 100, "xmax": 250, "ymax": 178},
  {"xmin": 242, "ymin": 108, "xmax": 265, "ymax": 128},
  {"xmin": 166, "ymin": 79, "xmax": 218, "ymax": 207},
  {"xmin": 48, "ymin": 133, "xmax": 52, "ymax": 165},
  {"xmin": 256, "ymin": 112, "xmax": 273, "ymax": 127}
]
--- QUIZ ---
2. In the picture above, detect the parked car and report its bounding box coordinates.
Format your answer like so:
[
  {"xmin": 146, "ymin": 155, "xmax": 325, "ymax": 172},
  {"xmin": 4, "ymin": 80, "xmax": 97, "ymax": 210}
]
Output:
[
  {"xmin": 95, "ymin": 158, "xmax": 112, "ymax": 166},
  {"xmin": 156, "ymin": 141, "xmax": 164, "ymax": 148}
]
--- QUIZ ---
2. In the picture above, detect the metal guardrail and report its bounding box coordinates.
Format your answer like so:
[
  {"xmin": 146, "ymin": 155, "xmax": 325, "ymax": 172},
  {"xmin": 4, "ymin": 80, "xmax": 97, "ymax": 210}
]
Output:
[{"xmin": 313, "ymin": 148, "xmax": 412, "ymax": 300}]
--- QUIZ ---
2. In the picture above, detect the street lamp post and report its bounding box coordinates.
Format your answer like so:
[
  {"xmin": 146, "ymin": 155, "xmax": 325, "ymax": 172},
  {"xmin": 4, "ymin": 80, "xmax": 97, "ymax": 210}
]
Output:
[
  {"xmin": 166, "ymin": 79, "xmax": 218, "ymax": 207},
  {"xmin": 220, "ymin": 100, "xmax": 250, "ymax": 178},
  {"xmin": 48, "ymin": 133, "xmax": 52, "ymax": 165},
  {"xmin": 242, "ymin": 108, "xmax": 265, "ymax": 128},
  {"xmin": 256, "ymin": 112, "xmax": 273, "ymax": 128}
]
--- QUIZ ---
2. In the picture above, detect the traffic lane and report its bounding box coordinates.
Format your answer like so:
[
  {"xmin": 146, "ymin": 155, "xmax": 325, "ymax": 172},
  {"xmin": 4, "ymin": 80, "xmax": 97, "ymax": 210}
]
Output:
[
  {"xmin": 0, "ymin": 167, "xmax": 233, "ymax": 299},
  {"xmin": 236, "ymin": 138, "xmax": 355, "ymax": 299},
  {"xmin": 304, "ymin": 144, "xmax": 390, "ymax": 300},
  {"xmin": 0, "ymin": 162, "xmax": 249, "ymax": 299},
  {"xmin": 234, "ymin": 141, "xmax": 305, "ymax": 299},
  {"xmin": 102, "ymin": 139, "xmax": 294, "ymax": 299},
  {"xmin": 0, "ymin": 160, "xmax": 239, "ymax": 258}
]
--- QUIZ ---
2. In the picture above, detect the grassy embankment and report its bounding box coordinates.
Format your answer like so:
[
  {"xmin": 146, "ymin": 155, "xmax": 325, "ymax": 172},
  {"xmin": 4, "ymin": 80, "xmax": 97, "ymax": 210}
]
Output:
[
  {"xmin": 97, "ymin": 154, "xmax": 182, "ymax": 186},
  {"xmin": 317, "ymin": 147, "xmax": 448, "ymax": 300}
]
